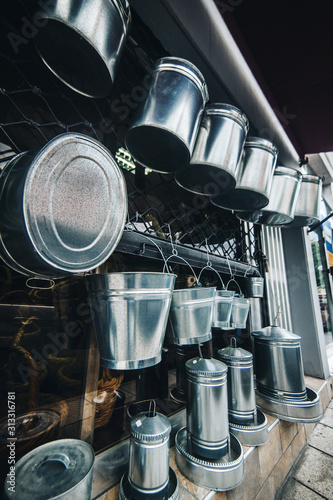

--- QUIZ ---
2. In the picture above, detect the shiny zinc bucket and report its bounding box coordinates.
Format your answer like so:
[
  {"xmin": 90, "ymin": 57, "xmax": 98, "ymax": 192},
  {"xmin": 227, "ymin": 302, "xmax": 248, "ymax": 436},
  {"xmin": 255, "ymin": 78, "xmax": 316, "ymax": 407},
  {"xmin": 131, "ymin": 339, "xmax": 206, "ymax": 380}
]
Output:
[
  {"xmin": 167, "ymin": 287, "xmax": 216, "ymax": 345},
  {"xmin": 85, "ymin": 272, "xmax": 176, "ymax": 370},
  {"xmin": 126, "ymin": 57, "xmax": 209, "ymax": 173},
  {"xmin": 211, "ymin": 137, "xmax": 278, "ymax": 211},
  {"xmin": 230, "ymin": 296, "xmax": 250, "ymax": 329},
  {"xmin": 284, "ymin": 174, "xmax": 322, "ymax": 228},
  {"xmin": 212, "ymin": 290, "xmax": 235, "ymax": 329},
  {"xmin": 175, "ymin": 104, "xmax": 249, "ymax": 195}
]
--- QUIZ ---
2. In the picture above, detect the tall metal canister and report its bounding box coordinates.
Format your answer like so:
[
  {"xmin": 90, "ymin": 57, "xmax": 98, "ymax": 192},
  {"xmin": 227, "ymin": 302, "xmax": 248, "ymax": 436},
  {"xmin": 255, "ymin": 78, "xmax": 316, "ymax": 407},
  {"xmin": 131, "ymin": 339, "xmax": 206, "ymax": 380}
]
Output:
[
  {"xmin": 120, "ymin": 407, "xmax": 179, "ymax": 499},
  {"xmin": 185, "ymin": 357, "xmax": 229, "ymax": 459},
  {"xmin": 217, "ymin": 340, "xmax": 256, "ymax": 424}
]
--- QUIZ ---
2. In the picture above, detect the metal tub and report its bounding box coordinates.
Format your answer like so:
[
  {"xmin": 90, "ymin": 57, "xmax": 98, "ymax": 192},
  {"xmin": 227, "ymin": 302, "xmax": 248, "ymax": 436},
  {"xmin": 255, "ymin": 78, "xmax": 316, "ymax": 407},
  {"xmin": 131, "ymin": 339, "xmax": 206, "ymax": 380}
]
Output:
[
  {"xmin": 0, "ymin": 133, "xmax": 127, "ymax": 279},
  {"xmin": 34, "ymin": 0, "xmax": 131, "ymax": 97},
  {"xmin": 175, "ymin": 104, "xmax": 248, "ymax": 195},
  {"xmin": 126, "ymin": 57, "xmax": 208, "ymax": 173},
  {"xmin": 237, "ymin": 166, "xmax": 302, "ymax": 226},
  {"xmin": 211, "ymin": 137, "xmax": 278, "ymax": 211},
  {"xmin": 168, "ymin": 287, "xmax": 216, "ymax": 345},
  {"xmin": 85, "ymin": 272, "xmax": 176, "ymax": 370}
]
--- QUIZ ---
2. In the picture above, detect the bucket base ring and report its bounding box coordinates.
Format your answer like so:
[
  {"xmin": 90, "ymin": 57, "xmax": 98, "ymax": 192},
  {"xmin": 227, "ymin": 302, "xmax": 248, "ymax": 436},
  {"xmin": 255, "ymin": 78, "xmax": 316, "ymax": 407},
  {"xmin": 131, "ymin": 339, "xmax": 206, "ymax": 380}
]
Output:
[
  {"xmin": 229, "ymin": 408, "xmax": 269, "ymax": 446},
  {"xmin": 100, "ymin": 354, "xmax": 162, "ymax": 371},
  {"xmin": 119, "ymin": 468, "xmax": 179, "ymax": 500}
]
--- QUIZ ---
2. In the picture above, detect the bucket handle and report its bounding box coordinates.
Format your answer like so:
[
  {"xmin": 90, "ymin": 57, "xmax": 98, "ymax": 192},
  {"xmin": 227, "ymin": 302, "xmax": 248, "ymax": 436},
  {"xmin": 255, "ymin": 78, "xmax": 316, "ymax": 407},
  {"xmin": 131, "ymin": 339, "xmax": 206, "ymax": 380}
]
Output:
[
  {"xmin": 226, "ymin": 278, "xmax": 243, "ymax": 296},
  {"xmin": 25, "ymin": 277, "xmax": 55, "ymax": 290},
  {"xmin": 162, "ymin": 253, "xmax": 199, "ymax": 283},
  {"xmin": 197, "ymin": 265, "xmax": 226, "ymax": 290},
  {"xmin": 244, "ymin": 266, "xmax": 261, "ymax": 278}
]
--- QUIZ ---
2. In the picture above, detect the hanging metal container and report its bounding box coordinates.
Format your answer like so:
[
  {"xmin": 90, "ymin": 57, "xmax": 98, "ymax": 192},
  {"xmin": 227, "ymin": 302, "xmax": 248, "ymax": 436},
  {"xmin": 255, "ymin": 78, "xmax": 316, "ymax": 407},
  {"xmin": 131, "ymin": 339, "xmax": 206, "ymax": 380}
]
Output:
[
  {"xmin": 230, "ymin": 295, "xmax": 251, "ymax": 329},
  {"xmin": 3, "ymin": 439, "xmax": 95, "ymax": 500},
  {"xmin": 0, "ymin": 133, "xmax": 127, "ymax": 279},
  {"xmin": 167, "ymin": 287, "xmax": 216, "ymax": 345},
  {"xmin": 244, "ymin": 275, "xmax": 264, "ymax": 298},
  {"xmin": 34, "ymin": 0, "xmax": 131, "ymax": 97},
  {"xmin": 126, "ymin": 57, "xmax": 209, "ymax": 173},
  {"xmin": 283, "ymin": 174, "xmax": 322, "ymax": 228},
  {"xmin": 211, "ymin": 137, "xmax": 278, "ymax": 211},
  {"xmin": 185, "ymin": 357, "xmax": 229, "ymax": 459},
  {"xmin": 212, "ymin": 290, "xmax": 235, "ymax": 329},
  {"xmin": 175, "ymin": 104, "xmax": 249, "ymax": 195},
  {"xmin": 237, "ymin": 166, "xmax": 302, "ymax": 226},
  {"xmin": 85, "ymin": 272, "xmax": 176, "ymax": 370}
]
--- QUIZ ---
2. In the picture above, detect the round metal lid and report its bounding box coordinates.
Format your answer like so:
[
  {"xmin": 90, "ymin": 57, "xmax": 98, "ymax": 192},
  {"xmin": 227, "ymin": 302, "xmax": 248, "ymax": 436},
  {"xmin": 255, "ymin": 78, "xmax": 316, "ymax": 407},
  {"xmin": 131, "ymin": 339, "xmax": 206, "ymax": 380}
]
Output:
[
  {"xmin": 252, "ymin": 325, "xmax": 301, "ymax": 342},
  {"xmin": 154, "ymin": 57, "xmax": 209, "ymax": 103},
  {"xmin": 130, "ymin": 411, "xmax": 171, "ymax": 442},
  {"xmin": 204, "ymin": 103, "xmax": 249, "ymax": 132},
  {"xmin": 5, "ymin": 439, "xmax": 95, "ymax": 500},
  {"xmin": 244, "ymin": 137, "xmax": 279, "ymax": 157},
  {"xmin": 185, "ymin": 357, "xmax": 228, "ymax": 376},
  {"xmin": 23, "ymin": 133, "xmax": 127, "ymax": 274},
  {"xmin": 218, "ymin": 345, "xmax": 253, "ymax": 362}
]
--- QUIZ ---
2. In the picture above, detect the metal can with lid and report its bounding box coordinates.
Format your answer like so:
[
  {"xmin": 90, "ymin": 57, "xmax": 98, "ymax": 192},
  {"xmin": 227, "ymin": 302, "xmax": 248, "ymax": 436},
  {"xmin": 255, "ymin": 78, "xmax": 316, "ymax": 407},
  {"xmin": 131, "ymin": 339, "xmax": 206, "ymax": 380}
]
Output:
[
  {"xmin": 185, "ymin": 357, "xmax": 229, "ymax": 459},
  {"xmin": 3, "ymin": 438, "xmax": 95, "ymax": 500},
  {"xmin": 218, "ymin": 340, "xmax": 256, "ymax": 424},
  {"xmin": 252, "ymin": 325, "xmax": 307, "ymax": 401},
  {"xmin": 128, "ymin": 409, "xmax": 172, "ymax": 495},
  {"xmin": 126, "ymin": 57, "xmax": 209, "ymax": 173}
]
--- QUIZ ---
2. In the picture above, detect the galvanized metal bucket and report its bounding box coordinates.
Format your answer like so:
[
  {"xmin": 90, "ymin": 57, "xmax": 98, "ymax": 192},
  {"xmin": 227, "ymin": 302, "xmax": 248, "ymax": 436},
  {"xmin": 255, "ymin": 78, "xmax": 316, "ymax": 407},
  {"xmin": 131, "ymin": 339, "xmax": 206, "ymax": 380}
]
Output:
[
  {"xmin": 34, "ymin": 0, "xmax": 131, "ymax": 97},
  {"xmin": 211, "ymin": 137, "xmax": 278, "ymax": 211},
  {"xmin": 237, "ymin": 166, "xmax": 302, "ymax": 226},
  {"xmin": 283, "ymin": 173, "xmax": 322, "ymax": 228},
  {"xmin": 126, "ymin": 57, "xmax": 209, "ymax": 173},
  {"xmin": 244, "ymin": 273, "xmax": 264, "ymax": 298},
  {"xmin": 230, "ymin": 296, "xmax": 251, "ymax": 329},
  {"xmin": 175, "ymin": 103, "xmax": 249, "ymax": 195},
  {"xmin": 213, "ymin": 289, "xmax": 235, "ymax": 328},
  {"xmin": 85, "ymin": 272, "xmax": 176, "ymax": 370}
]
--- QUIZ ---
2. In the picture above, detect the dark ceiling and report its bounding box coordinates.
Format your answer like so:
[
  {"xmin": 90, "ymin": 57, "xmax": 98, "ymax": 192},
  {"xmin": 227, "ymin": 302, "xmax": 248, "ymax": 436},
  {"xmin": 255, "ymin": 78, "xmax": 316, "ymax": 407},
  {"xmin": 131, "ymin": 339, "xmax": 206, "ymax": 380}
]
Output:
[{"xmin": 218, "ymin": 0, "xmax": 333, "ymax": 157}]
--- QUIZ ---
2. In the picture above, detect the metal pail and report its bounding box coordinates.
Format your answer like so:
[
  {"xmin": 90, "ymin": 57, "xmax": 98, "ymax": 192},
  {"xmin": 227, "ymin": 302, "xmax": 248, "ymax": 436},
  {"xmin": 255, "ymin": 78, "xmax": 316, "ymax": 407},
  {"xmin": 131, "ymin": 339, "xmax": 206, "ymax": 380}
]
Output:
[
  {"xmin": 34, "ymin": 0, "xmax": 131, "ymax": 97},
  {"xmin": 237, "ymin": 166, "xmax": 302, "ymax": 226},
  {"xmin": 211, "ymin": 137, "xmax": 278, "ymax": 211},
  {"xmin": 230, "ymin": 296, "xmax": 251, "ymax": 329},
  {"xmin": 212, "ymin": 290, "xmax": 235, "ymax": 329},
  {"xmin": 85, "ymin": 272, "xmax": 176, "ymax": 370},
  {"xmin": 244, "ymin": 276, "xmax": 264, "ymax": 298},
  {"xmin": 167, "ymin": 287, "xmax": 216, "ymax": 345},
  {"xmin": 175, "ymin": 103, "xmax": 248, "ymax": 195},
  {"xmin": 283, "ymin": 174, "xmax": 322, "ymax": 228},
  {"xmin": 126, "ymin": 57, "xmax": 209, "ymax": 173}
]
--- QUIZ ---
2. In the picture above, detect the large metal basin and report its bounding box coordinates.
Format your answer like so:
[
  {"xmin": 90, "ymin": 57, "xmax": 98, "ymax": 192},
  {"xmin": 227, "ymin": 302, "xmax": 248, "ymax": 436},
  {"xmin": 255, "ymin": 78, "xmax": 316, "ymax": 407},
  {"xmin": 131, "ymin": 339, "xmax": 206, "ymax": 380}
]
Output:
[{"xmin": 85, "ymin": 272, "xmax": 176, "ymax": 370}]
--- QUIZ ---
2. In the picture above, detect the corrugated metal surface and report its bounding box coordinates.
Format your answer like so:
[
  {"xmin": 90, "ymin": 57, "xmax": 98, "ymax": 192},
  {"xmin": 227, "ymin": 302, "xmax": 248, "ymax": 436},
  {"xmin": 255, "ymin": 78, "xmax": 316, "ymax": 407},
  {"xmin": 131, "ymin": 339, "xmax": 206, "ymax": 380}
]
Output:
[{"xmin": 262, "ymin": 226, "xmax": 292, "ymax": 331}]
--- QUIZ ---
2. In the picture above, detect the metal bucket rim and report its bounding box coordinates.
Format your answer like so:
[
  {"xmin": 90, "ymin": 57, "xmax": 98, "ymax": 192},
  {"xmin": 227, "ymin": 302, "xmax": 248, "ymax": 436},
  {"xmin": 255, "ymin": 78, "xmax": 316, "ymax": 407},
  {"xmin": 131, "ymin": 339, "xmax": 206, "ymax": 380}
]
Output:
[
  {"xmin": 245, "ymin": 136, "xmax": 279, "ymax": 157},
  {"xmin": 204, "ymin": 103, "xmax": 249, "ymax": 132}
]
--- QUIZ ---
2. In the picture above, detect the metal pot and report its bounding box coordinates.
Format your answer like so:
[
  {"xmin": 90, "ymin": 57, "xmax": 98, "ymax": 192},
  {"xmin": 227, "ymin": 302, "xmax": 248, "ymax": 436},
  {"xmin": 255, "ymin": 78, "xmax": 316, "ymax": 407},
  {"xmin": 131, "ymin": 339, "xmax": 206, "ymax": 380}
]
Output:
[
  {"xmin": 252, "ymin": 325, "xmax": 307, "ymax": 401},
  {"xmin": 283, "ymin": 174, "xmax": 322, "ymax": 228},
  {"xmin": 3, "ymin": 439, "xmax": 95, "ymax": 499},
  {"xmin": 185, "ymin": 357, "xmax": 229, "ymax": 459},
  {"xmin": 167, "ymin": 287, "xmax": 216, "ymax": 345},
  {"xmin": 126, "ymin": 57, "xmax": 209, "ymax": 173},
  {"xmin": 211, "ymin": 137, "xmax": 278, "ymax": 211},
  {"xmin": 85, "ymin": 272, "xmax": 176, "ymax": 370},
  {"xmin": 34, "ymin": 0, "xmax": 131, "ymax": 97},
  {"xmin": 175, "ymin": 104, "xmax": 249, "ymax": 195},
  {"xmin": 0, "ymin": 133, "xmax": 127, "ymax": 279},
  {"xmin": 237, "ymin": 166, "xmax": 302, "ymax": 226}
]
